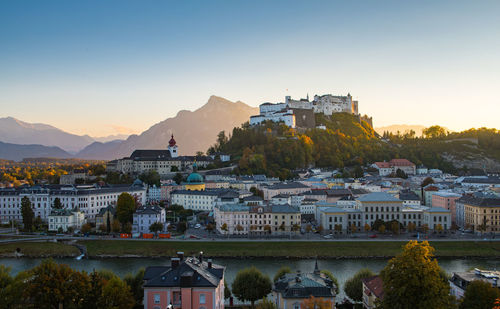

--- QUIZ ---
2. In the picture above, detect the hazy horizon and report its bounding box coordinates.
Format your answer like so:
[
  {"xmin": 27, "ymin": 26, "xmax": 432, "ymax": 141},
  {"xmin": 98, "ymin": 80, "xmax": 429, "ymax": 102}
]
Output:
[{"xmin": 1, "ymin": 0, "xmax": 499, "ymax": 136}]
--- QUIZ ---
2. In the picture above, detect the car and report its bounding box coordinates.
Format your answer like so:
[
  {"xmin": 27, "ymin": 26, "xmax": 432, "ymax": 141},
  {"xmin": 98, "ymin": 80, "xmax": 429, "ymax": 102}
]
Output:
[
  {"xmin": 194, "ymin": 224, "xmax": 201, "ymax": 229},
  {"xmin": 189, "ymin": 235, "xmax": 200, "ymax": 239},
  {"xmin": 323, "ymin": 234, "xmax": 333, "ymax": 239},
  {"xmin": 369, "ymin": 234, "xmax": 378, "ymax": 238}
]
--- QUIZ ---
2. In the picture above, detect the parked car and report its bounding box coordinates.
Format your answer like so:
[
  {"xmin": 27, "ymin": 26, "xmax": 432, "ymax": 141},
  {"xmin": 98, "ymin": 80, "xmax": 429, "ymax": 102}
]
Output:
[
  {"xmin": 194, "ymin": 224, "xmax": 201, "ymax": 229},
  {"xmin": 323, "ymin": 234, "xmax": 333, "ymax": 239},
  {"xmin": 369, "ymin": 234, "xmax": 377, "ymax": 238}
]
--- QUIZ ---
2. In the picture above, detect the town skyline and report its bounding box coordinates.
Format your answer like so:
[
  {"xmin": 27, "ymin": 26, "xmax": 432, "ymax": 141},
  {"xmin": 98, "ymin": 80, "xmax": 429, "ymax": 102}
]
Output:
[{"xmin": 1, "ymin": 0, "xmax": 500, "ymax": 136}]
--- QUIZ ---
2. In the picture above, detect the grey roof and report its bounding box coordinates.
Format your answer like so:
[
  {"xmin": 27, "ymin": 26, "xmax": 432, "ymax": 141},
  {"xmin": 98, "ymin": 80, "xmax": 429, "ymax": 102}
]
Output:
[
  {"xmin": 270, "ymin": 204, "xmax": 300, "ymax": 213},
  {"xmin": 135, "ymin": 204, "xmax": 163, "ymax": 215},
  {"xmin": 272, "ymin": 193, "xmax": 291, "ymax": 199},
  {"xmin": 457, "ymin": 195, "xmax": 500, "ymax": 207},
  {"xmin": 129, "ymin": 149, "xmax": 172, "ymax": 160},
  {"xmin": 243, "ymin": 195, "xmax": 264, "ymax": 201},
  {"xmin": 216, "ymin": 204, "xmax": 249, "ymax": 212},
  {"xmin": 325, "ymin": 189, "xmax": 352, "ymax": 197},
  {"xmin": 462, "ymin": 177, "xmax": 500, "ymax": 184},
  {"xmin": 266, "ymin": 182, "xmax": 310, "ymax": 190},
  {"xmin": 399, "ymin": 190, "xmax": 421, "ymax": 201},
  {"xmin": 49, "ymin": 209, "xmax": 74, "ymax": 216},
  {"xmin": 357, "ymin": 192, "xmax": 400, "ymax": 202},
  {"xmin": 426, "ymin": 207, "xmax": 451, "ymax": 213},
  {"xmin": 172, "ymin": 189, "xmax": 238, "ymax": 197},
  {"xmin": 274, "ymin": 270, "xmax": 336, "ymax": 299},
  {"xmin": 144, "ymin": 257, "xmax": 224, "ymax": 288},
  {"xmin": 0, "ymin": 183, "xmax": 145, "ymax": 196}
]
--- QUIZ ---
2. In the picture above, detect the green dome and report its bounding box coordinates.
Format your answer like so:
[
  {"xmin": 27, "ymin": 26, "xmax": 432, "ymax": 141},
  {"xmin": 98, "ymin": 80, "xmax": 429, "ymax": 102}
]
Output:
[{"xmin": 187, "ymin": 172, "xmax": 203, "ymax": 184}]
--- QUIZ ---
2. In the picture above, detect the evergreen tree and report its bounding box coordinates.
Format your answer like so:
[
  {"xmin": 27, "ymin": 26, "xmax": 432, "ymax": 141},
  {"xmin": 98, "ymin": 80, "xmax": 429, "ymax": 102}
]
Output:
[{"xmin": 21, "ymin": 196, "xmax": 34, "ymax": 232}]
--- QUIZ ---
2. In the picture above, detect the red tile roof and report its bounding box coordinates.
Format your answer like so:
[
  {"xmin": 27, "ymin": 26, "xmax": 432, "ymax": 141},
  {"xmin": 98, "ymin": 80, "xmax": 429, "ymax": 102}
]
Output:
[
  {"xmin": 374, "ymin": 162, "xmax": 391, "ymax": 168},
  {"xmin": 389, "ymin": 159, "xmax": 415, "ymax": 167},
  {"xmin": 362, "ymin": 276, "xmax": 384, "ymax": 299}
]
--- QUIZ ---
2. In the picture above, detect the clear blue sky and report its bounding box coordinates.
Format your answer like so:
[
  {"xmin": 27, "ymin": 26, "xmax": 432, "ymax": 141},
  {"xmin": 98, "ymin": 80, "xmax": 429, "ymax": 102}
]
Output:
[{"xmin": 1, "ymin": 0, "xmax": 499, "ymax": 136}]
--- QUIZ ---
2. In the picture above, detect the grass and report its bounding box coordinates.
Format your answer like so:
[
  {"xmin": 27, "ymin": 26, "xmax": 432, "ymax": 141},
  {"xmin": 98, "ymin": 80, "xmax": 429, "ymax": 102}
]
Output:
[
  {"xmin": 0, "ymin": 241, "xmax": 80, "ymax": 257},
  {"xmin": 79, "ymin": 240, "xmax": 500, "ymax": 258}
]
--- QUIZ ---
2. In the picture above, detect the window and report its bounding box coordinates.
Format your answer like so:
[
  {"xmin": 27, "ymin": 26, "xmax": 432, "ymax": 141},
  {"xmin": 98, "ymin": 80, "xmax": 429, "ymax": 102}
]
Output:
[
  {"xmin": 154, "ymin": 294, "xmax": 160, "ymax": 304},
  {"xmin": 200, "ymin": 294, "xmax": 206, "ymax": 304}
]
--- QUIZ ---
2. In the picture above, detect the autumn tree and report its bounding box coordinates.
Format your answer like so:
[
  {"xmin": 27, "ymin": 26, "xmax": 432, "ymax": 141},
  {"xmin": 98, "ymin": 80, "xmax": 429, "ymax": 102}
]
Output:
[
  {"xmin": 273, "ymin": 266, "xmax": 292, "ymax": 282},
  {"xmin": 149, "ymin": 222, "xmax": 164, "ymax": 235},
  {"xmin": 21, "ymin": 196, "xmax": 34, "ymax": 232},
  {"xmin": 300, "ymin": 295, "xmax": 334, "ymax": 309},
  {"xmin": 344, "ymin": 268, "xmax": 375, "ymax": 302},
  {"xmin": 257, "ymin": 297, "xmax": 278, "ymax": 309},
  {"xmin": 421, "ymin": 177, "xmax": 435, "ymax": 187},
  {"xmin": 364, "ymin": 223, "xmax": 371, "ymax": 232},
  {"xmin": 423, "ymin": 125, "xmax": 448, "ymax": 139},
  {"xmin": 321, "ymin": 270, "xmax": 339, "ymax": 294},
  {"xmin": 378, "ymin": 224, "xmax": 386, "ymax": 234},
  {"xmin": 98, "ymin": 276, "xmax": 135, "ymax": 309},
  {"xmin": 379, "ymin": 241, "xmax": 455, "ymax": 309},
  {"xmin": 124, "ymin": 268, "xmax": 145, "ymax": 309},
  {"xmin": 232, "ymin": 266, "xmax": 272, "ymax": 309},
  {"xmin": 81, "ymin": 223, "xmax": 92, "ymax": 234},
  {"xmin": 116, "ymin": 192, "xmax": 136, "ymax": 228},
  {"xmin": 459, "ymin": 280, "xmax": 500, "ymax": 309}
]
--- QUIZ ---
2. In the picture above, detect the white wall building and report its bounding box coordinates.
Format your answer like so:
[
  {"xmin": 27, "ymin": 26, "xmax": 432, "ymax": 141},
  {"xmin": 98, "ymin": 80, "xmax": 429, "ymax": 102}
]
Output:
[
  {"xmin": 132, "ymin": 204, "xmax": 166, "ymax": 234},
  {"xmin": 48, "ymin": 209, "xmax": 85, "ymax": 232}
]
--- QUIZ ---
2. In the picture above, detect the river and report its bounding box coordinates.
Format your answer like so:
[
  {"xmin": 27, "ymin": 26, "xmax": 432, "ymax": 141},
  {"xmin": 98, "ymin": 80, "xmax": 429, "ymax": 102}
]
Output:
[{"xmin": 1, "ymin": 257, "xmax": 499, "ymax": 300}]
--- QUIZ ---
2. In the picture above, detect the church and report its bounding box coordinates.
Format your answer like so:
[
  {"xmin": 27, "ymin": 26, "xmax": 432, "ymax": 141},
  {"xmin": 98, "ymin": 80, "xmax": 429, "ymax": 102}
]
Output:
[{"xmin": 106, "ymin": 134, "xmax": 213, "ymax": 176}]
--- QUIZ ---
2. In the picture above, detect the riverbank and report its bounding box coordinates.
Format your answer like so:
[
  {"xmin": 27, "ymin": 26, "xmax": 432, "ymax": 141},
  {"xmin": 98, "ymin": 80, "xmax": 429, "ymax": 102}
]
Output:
[{"xmin": 1, "ymin": 240, "xmax": 500, "ymax": 259}]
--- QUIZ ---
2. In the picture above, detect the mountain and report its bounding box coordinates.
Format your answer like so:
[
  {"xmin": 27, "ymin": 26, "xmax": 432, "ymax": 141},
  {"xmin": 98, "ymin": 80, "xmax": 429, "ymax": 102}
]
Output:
[
  {"xmin": 76, "ymin": 96, "xmax": 259, "ymax": 160},
  {"xmin": 0, "ymin": 141, "xmax": 72, "ymax": 161},
  {"xmin": 92, "ymin": 134, "xmax": 129, "ymax": 143},
  {"xmin": 374, "ymin": 124, "xmax": 427, "ymax": 137},
  {"xmin": 0, "ymin": 117, "xmax": 94, "ymax": 153}
]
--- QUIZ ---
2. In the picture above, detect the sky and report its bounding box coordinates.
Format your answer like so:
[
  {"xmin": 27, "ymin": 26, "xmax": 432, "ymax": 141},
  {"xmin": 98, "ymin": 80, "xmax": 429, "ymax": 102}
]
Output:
[{"xmin": 1, "ymin": 0, "xmax": 499, "ymax": 136}]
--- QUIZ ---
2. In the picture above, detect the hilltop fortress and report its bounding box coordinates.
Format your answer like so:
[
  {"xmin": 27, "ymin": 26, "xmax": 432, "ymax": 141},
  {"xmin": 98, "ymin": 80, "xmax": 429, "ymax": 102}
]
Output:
[{"xmin": 250, "ymin": 93, "xmax": 372, "ymax": 128}]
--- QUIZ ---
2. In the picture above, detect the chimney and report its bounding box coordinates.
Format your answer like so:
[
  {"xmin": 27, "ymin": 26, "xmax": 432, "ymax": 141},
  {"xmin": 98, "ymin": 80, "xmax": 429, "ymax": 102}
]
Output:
[
  {"xmin": 171, "ymin": 257, "xmax": 180, "ymax": 268},
  {"xmin": 199, "ymin": 251, "xmax": 204, "ymax": 264},
  {"xmin": 208, "ymin": 259, "xmax": 212, "ymax": 269},
  {"xmin": 177, "ymin": 251, "xmax": 184, "ymax": 261}
]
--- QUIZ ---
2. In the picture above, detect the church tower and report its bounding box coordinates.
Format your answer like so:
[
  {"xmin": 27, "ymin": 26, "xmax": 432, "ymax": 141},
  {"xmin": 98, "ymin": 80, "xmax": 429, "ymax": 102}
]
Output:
[{"xmin": 168, "ymin": 134, "xmax": 178, "ymax": 158}]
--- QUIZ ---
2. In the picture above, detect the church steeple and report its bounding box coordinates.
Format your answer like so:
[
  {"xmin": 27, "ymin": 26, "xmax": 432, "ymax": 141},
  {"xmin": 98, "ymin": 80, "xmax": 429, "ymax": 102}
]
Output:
[
  {"xmin": 168, "ymin": 133, "xmax": 178, "ymax": 158},
  {"xmin": 314, "ymin": 257, "xmax": 320, "ymax": 275}
]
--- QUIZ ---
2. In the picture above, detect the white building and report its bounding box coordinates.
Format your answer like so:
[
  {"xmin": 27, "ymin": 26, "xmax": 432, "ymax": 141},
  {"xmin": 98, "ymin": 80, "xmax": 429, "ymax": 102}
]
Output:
[
  {"xmin": 132, "ymin": 204, "xmax": 166, "ymax": 234},
  {"xmin": 0, "ymin": 182, "xmax": 146, "ymax": 224},
  {"xmin": 48, "ymin": 209, "xmax": 85, "ymax": 232},
  {"xmin": 147, "ymin": 185, "xmax": 162, "ymax": 203}
]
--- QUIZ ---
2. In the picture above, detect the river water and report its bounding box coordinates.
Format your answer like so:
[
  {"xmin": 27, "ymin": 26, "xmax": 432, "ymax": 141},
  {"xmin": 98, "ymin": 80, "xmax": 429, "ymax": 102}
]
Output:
[{"xmin": 1, "ymin": 257, "xmax": 499, "ymax": 300}]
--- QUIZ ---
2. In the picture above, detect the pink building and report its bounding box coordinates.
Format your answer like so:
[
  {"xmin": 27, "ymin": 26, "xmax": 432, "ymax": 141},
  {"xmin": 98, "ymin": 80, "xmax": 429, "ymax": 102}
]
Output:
[
  {"xmin": 161, "ymin": 184, "xmax": 184, "ymax": 201},
  {"xmin": 143, "ymin": 252, "xmax": 225, "ymax": 309},
  {"xmin": 431, "ymin": 192, "xmax": 461, "ymax": 224}
]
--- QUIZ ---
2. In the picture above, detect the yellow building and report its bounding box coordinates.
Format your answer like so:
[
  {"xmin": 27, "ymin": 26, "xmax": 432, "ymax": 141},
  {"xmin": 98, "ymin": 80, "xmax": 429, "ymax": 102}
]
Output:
[
  {"xmin": 462, "ymin": 196, "xmax": 500, "ymax": 233},
  {"xmin": 184, "ymin": 169, "xmax": 205, "ymax": 191}
]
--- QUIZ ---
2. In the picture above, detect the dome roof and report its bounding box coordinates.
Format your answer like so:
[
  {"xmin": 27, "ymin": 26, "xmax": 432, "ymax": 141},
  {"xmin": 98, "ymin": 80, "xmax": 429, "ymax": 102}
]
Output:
[
  {"xmin": 187, "ymin": 172, "xmax": 203, "ymax": 184},
  {"xmin": 169, "ymin": 134, "xmax": 176, "ymax": 147}
]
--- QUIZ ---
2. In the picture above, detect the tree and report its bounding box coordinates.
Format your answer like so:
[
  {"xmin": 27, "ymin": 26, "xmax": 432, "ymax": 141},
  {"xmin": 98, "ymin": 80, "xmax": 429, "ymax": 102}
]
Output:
[
  {"xmin": 123, "ymin": 222, "xmax": 132, "ymax": 234},
  {"xmin": 306, "ymin": 224, "xmax": 312, "ymax": 233},
  {"xmin": 390, "ymin": 221, "xmax": 400, "ymax": 235},
  {"xmin": 206, "ymin": 223, "xmax": 215, "ymax": 234},
  {"xmin": 422, "ymin": 224, "xmax": 429, "ymax": 234},
  {"xmin": 139, "ymin": 170, "xmax": 160, "ymax": 186},
  {"xmin": 407, "ymin": 222, "xmax": 416, "ymax": 232},
  {"xmin": 423, "ymin": 125, "xmax": 448, "ymax": 139},
  {"xmin": 116, "ymin": 192, "xmax": 136, "ymax": 227},
  {"xmin": 173, "ymin": 172, "xmax": 183, "ymax": 185},
  {"xmin": 81, "ymin": 223, "xmax": 92, "ymax": 234},
  {"xmin": 435, "ymin": 224, "xmax": 444, "ymax": 233},
  {"xmin": 112, "ymin": 220, "xmax": 121, "ymax": 233},
  {"xmin": 350, "ymin": 224, "xmax": 358, "ymax": 234},
  {"xmin": 149, "ymin": 222, "xmax": 164, "ymax": 235},
  {"xmin": 321, "ymin": 270, "xmax": 339, "ymax": 294},
  {"xmin": 364, "ymin": 223, "xmax": 371, "ymax": 232},
  {"xmin": 235, "ymin": 224, "xmax": 243, "ymax": 233},
  {"xmin": 224, "ymin": 279, "xmax": 232, "ymax": 299},
  {"xmin": 378, "ymin": 224, "xmax": 386, "ymax": 234},
  {"xmin": 317, "ymin": 225, "xmax": 324, "ymax": 234},
  {"xmin": 421, "ymin": 177, "xmax": 435, "ymax": 187},
  {"xmin": 343, "ymin": 268, "xmax": 375, "ymax": 302},
  {"xmin": 177, "ymin": 221, "xmax": 187, "ymax": 233},
  {"xmin": 21, "ymin": 196, "xmax": 34, "ymax": 232},
  {"xmin": 124, "ymin": 268, "xmax": 145, "ymax": 309},
  {"xmin": 53, "ymin": 197, "xmax": 63, "ymax": 209},
  {"xmin": 291, "ymin": 224, "xmax": 300, "ymax": 233},
  {"xmin": 300, "ymin": 295, "xmax": 334, "ymax": 309},
  {"xmin": 379, "ymin": 241, "xmax": 455, "ymax": 309},
  {"xmin": 99, "ymin": 224, "xmax": 107, "ymax": 233},
  {"xmin": 273, "ymin": 266, "xmax": 292, "ymax": 282},
  {"xmin": 221, "ymin": 223, "xmax": 228, "ymax": 234},
  {"xmin": 353, "ymin": 165, "xmax": 364, "ymax": 178},
  {"xmin": 98, "ymin": 276, "xmax": 135, "ymax": 309},
  {"xmin": 334, "ymin": 224, "xmax": 342, "ymax": 234},
  {"xmin": 395, "ymin": 168, "xmax": 408, "ymax": 179},
  {"xmin": 232, "ymin": 266, "xmax": 272, "ymax": 309},
  {"xmin": 264, "ymin": 225, "xmax": 271, "ymax": 234},
  {"xmin": 0, "ymin": 267, "xmax": 30, "ymax": 309},
  {"xmin": 460, "ymin": 280, "xmax": 500, "ymax": 309}
]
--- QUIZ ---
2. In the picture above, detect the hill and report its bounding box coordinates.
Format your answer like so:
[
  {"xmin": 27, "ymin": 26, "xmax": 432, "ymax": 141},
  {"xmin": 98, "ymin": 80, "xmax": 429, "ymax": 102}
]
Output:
[
  {"xmin": 0, "ymin": 141, "xmax": 72, "ymax": 161},
  {"xmin": 213, "ymin": 115, "xmax": 500, "ymax": 178},
  {"xmin": 76, "ymin": 96, "xmax": 258, "ymax": 160},
  {"xmin": 375, "ymin": 124, "xmax": 427, "ymax": 137}
]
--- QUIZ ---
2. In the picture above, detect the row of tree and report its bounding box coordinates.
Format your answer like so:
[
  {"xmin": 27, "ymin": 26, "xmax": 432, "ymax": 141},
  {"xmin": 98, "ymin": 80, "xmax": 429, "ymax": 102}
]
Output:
[{"xmin": 0, "ymin": 259, "xmax": 144, "ymax": 309}]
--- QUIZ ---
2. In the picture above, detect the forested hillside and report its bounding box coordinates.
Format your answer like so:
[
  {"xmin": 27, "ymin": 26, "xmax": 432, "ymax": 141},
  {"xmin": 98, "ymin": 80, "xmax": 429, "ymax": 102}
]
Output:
[{"xmin": 208, "ymin": 113, "xmax": 500, "ymax": 179}]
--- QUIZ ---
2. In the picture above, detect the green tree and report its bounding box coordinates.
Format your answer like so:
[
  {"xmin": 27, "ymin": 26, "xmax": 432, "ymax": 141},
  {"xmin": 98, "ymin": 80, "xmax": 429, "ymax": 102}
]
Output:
[
  {"xmin": 124, "ymin": 268, "xmax": 145, "ymax": 309},
  {"xmin": 21, "ymin": 196, "xmax": 34, "ymax": 232},
  {"xmin": 459, "ymin": 280, "xmax": 500, "ymax": 309},
  {"xmin": 224, "ymin": 279, "xmax": 232, "ymax": 299},
  {"xmin": 0, "ymin": 269, "xmax": 30, "ymax": 309},
  {"xmin": 257, "ymin": 297, "xmax": 278, "ymax": 309},
  {"xmin": 379, "ymin": 241, "xmax": 455, "ymax": 309},
  {"xmin": 53, "ymin": 197, "xmax": 63, "ymax": 209},
  {"xmin": 273, "ymin": 266, "xmax": 292, "ymax": 282},
  {"xmin": 149, "ymin": 222, "xmax": 164, "ymax": 235},
  {"xmin": 116, "ymin": 192, "xmax": 136, "ymax": 227},
  {"xmin": 173, "ymin": 172, "xmax": 184, "ymax": 185},
  {"xmin": 232, "ymin": 266, "xmax": 272, "ymax": 309},
  {"xmin": 395, "ymin": 168, "xmax": 408, "ymax": 179},
  {"xmin": 354, "ymin": 165, "xmax": 364, "ymax": 178},
  {"xmin": 81, "ymin": 223, "xmax": 92, "ymax": 234},
  {"xmin": 98, "ymin": 276, "xmax": 135, "ymax": 309},
  {"xmin": 343, "ymin": 268, "xmax": 375, "ymax": 302},
  {"xmin": 139, "ymin": 170, "xmax": 160, "ymax": 186},
  {"xmin": 177, "ymin": 221, "xmax": 187, "ymax": 233},
  {"xmin": 423, "ymin": 125, "xmax": 448, "ymax": 139},
  {"xmin": 421, "ymin": 177, "xmax": 435, "ymax": 187},
  {"xmin": 321, "ymin": 270, "xmax": 339, "ymax": 294}
]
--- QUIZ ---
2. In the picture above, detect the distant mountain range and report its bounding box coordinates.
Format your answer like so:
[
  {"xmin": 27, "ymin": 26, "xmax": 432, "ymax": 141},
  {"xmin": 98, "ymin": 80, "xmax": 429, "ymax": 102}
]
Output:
[{"xmin": 0, "ymin": 96, "xmax": 258, "ymax": 161}]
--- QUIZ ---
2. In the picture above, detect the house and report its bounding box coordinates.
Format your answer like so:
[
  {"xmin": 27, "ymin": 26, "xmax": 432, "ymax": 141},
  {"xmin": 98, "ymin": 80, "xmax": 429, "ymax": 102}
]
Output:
[
  {"xmin": 431, "ymin": 192, "xmax": 461, "ymax": 224},
  {"xmin": 48, "ymin": 209, "xmax": 85, "ymax": 232},
  {"xmin": 423, "ymin": 207, "xmax": 451, "ymax": 231},
  {"xmin": 262, "ymin": 182, "xmax": 311, "ymax": 200},
  {"xmin": 143, "ymin": 252, "xmax": 225, "ymax": 309},
  {"xmin": 450, "ymin": 269, "xmax": 500, "ymax": 299},
  {"xmin": 95, "ymin": 205, "xmax": 116, "ymax": 231},
  {"xmin": 273, "ymin": 261, "xmax": 336, "ymax": 309},
  {"xmin": 132, "ymin": 204, "xmax": 166, "ymax": 234},
  {"xmin": 371, "ymin": 159, "xmax": 416, "ymax": 176},
  {"xmin": 362, "ymin": 276, "xmax": 384, "ymax": 309},
  {"xmin": 459, "ymin": 195, "xmax": 500, "ymax": 233}
]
